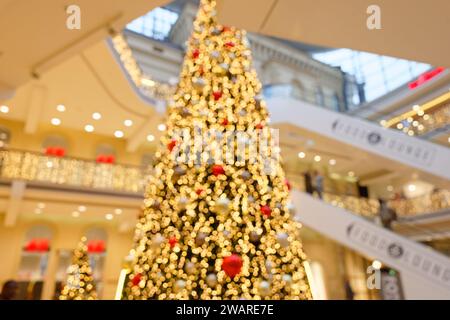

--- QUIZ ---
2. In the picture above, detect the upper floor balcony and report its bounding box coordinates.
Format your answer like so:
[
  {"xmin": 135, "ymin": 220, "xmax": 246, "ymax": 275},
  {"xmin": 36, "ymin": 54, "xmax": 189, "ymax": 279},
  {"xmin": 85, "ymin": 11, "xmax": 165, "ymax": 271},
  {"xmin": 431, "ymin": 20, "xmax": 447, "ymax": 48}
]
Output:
[{"xmin": 1, "ymin": 148, "xmax": 448, "ymax": 220}]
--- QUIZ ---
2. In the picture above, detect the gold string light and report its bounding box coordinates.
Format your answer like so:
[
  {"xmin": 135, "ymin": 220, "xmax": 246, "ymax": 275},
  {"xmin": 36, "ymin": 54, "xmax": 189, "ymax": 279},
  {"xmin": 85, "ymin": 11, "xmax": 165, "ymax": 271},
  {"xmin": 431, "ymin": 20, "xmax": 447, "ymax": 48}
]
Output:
[{"xmin": 123, "ymin": 0, "xmax": 312, "ymax": 300}]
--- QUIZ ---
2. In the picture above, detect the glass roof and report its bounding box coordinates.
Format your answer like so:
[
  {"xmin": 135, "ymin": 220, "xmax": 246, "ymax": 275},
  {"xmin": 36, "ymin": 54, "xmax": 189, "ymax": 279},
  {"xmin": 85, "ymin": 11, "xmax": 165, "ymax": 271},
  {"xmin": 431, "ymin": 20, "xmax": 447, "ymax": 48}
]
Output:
[{"xmin": 313, "ymin": 49, "xmax": 431, "ymax": 102}]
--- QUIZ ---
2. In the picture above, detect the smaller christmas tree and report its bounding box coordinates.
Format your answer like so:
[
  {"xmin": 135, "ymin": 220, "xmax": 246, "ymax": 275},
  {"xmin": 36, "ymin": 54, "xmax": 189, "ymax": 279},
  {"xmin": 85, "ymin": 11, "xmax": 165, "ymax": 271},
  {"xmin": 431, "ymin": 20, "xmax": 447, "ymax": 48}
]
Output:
[{"xmin": 59, "ymin": 237, "xmax": 98, "ymax": 300}]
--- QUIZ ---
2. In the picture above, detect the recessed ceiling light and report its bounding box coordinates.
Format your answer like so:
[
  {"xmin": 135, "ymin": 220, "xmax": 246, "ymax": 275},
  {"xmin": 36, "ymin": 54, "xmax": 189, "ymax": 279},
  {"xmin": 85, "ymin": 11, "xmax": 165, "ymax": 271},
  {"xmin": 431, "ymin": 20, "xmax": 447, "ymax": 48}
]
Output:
[
  {"xmin": 329, "ymin": 159, "xmax": 336, "ymax": 166},
  {"xmin": 78, "ymin": 205, "xmax": 86, "ymax": 212},
  {"xmin": 387, "ymin": 185, "xmax": 394, "ymax": 192},
  {"xmin": 56, "ymin": 104, "xmax": 66, "ymax": 112},
  {"xmin": 51, "ymin": 118, "xmax": 61, "ymax": 126},
  {"xmin": 34, "ymin": 208, "xmax": 42, "ymax": 215},
  {"xmin": 298, "ymin": 152, "xmax": 305, "ymax": 159},
  {"xmin": 408, "ymin": 184, "xmax": 416, "ymax": 192},
  {"xmin": 72, "ymin": 211, "xmax": 80, "ymax": 218},
  {"xmin": 348, "ymin": 171, "xmax": 355, "ymax": 177},
  {"xmin": 147, "ymin": 134, "xmax": 155, "ymax": 142},
  {"xmin": 84, "ymin": 124, "xmax": 94, "ymax": 132},
  {"xmin": 37, "ymin": 203, "xmax": 46, "ymax": 209},
  {"xmin": 157, "ymin": 124, "xmax": 166, "ymax": 131},
  {"xmin": 92, "ymin": 112, "xmax": 102, "ymax": 120},
  {"xmin": 114, "ymin": 130, "xmax": 124, "ymax": 138},
  {"xmin": 0, "ymin": 105, "xmax": 9, "ymax": 113},
  {"xmin": 105, "ymin": 213, "xmax": 114, "ymax": 220},
  {"xmin": 114, "ymin": 208, "xmax": 122, "ymax": 215},
  {"xmin": 314, "ymin": 155, "xmax": 321, "ymax": 162},
  {"xmin": 124, "ymin": 119, "xmax": 133, "ymax": 127}
]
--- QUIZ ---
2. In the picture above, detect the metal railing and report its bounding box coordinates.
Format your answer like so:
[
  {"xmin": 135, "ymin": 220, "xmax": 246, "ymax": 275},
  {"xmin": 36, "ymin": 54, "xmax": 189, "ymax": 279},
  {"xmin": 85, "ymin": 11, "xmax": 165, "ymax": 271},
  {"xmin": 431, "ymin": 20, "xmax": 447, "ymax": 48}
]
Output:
[
  {"xmin": 0, "ymin": 149, "xmax": 149, "ymax": 194},
  {"xmin": 388, "ymin": 189, "xmax": 450, "ymax": 217}
]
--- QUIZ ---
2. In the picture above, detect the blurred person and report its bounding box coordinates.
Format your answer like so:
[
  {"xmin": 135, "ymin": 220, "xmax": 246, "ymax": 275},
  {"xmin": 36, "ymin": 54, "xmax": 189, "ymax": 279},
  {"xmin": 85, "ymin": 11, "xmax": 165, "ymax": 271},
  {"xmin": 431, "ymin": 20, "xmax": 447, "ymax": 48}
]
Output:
[
  {"xmin": 313, "ymin": 171, "xmax": 324, "ymax": 199},
  {"xmin": 378, "ymin": 199, "xmax": 397, "ymax": 230},
  {"xmin": 0, "ymin": 280, "xmax": 18, "ymax": 300}
]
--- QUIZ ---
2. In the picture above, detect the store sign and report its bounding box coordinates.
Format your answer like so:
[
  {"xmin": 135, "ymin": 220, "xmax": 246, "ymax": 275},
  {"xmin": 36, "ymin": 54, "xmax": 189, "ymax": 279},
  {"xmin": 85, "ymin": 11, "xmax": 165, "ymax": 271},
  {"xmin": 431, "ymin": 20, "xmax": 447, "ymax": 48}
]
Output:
[
  {"xmin": 380, "ymin": 269, "xmax": 404, "ymax": 300},
  {"xmin": 408, "ymin": 67, "xmax": 445, "ymax": 90},
  {"xmin": 331, "ymin": 120, "xmax": 436, "ymax": 167},
  {"xmin": 346, "ymin": 221, "xmax": 450, "ymax": 290}
]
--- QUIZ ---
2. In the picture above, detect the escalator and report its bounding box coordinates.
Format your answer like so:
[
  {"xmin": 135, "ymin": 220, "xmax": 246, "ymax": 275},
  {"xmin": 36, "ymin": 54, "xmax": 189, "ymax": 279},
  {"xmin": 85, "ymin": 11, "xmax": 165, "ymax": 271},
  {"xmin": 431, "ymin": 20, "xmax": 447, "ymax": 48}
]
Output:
[
  {"xmin": 292, "ymin": 190, "xmax": 450, "ymax": 299},
  {"xmin": 267, "ymin": 97, "xmax": 450, "ymax": 180}
]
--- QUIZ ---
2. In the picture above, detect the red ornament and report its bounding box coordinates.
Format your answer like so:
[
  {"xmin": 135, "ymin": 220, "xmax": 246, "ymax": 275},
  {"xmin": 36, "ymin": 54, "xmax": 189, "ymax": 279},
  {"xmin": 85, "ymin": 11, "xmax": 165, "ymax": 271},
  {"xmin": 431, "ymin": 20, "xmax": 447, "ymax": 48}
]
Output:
[
  {"xmin": 222, "ymin": 254, "xmax": 243, "ymax": 278},
  {"xmin": 211, "ymin": 164, "xmax": 225, "ymax": 177},
  {"xmin": 260, "ymin": 205, "xmax": 272, "ymax": 217},
  {"xmin": 213, "ymin": 91, "xmax": 223, "ymax": 101},
  {"xmin": 169, "ymin": 236, "xmax": 178, "ymax": 248},
  {"xmin": 131, "ymin": 273, "xmax": 142, "ymax": 286},
  {"xmin": 221, "ymin": 118, "xmax": 229, "ymax": 126},
  {"xmin": 255, "ymin": 123, "xmax": 264, "ymax": 129},
  {"xmin": 221, "ymin": 26, "xmax": 231, "ymax": 33},
  {"xmin": 88, "ymin": 240, "xmax": 105, "ymax": 253},
  {"xmin": 167, "ymin": 139, "xmax": 177, "ymax": 152},
  {"xmin": 195, "ymin": 188, "xmax": 204, "ymax": 195},
  {"xmin": 192, "ymin": 48, "xmax": 200, "ymax": 59},
  {"xmin": 45, "ymin": 146, "xmax": 65, "ymax": 157},
  {"xmin": 285, "ymin": 179, "xmax": 292, "ymax": 191},
  {"xmin": 225, "ymin": 41, "xmax": 235, "ymax": 48},
  {"xmin": 96, "ymin": 154, "xmax": 115, "ymax": 164}
]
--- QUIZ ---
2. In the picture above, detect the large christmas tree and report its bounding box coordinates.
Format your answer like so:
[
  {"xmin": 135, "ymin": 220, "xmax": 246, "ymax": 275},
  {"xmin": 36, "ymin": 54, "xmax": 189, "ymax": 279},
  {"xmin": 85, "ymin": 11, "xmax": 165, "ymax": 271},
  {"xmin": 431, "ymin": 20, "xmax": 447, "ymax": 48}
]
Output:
[
  {"xmin": 123, "ymin": 0, "xmax": 312, "ymax": 300},
  {"xmin": 59, "ymin": 237, "xmax": 97, "ymax": 300}
]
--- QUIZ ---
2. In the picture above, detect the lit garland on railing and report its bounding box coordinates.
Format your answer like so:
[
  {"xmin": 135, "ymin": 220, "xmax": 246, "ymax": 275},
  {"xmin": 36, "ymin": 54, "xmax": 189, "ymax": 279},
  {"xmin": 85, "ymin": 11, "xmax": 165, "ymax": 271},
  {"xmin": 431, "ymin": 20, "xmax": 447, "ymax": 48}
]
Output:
[
  {"xmin": 323, "ymin": 193, "xmax": 380, "ymax": 218},
  {"xmin": 388, "ymin": 189, "xmax": 450, "ymax": 217},
  {"xmin": 111, "ymin": 34, "xmax": 176, "ymax": 102},
  {"xmin": 0, "ymin": 149, "xmax": 148, "ymax": 194},
  {"xmin": 380, "ymin": 92, "xmax": 450, "ymax": 137},
  {"xmin": 1, "ymin": 149, "xmax": 448, "ymax": 217}
]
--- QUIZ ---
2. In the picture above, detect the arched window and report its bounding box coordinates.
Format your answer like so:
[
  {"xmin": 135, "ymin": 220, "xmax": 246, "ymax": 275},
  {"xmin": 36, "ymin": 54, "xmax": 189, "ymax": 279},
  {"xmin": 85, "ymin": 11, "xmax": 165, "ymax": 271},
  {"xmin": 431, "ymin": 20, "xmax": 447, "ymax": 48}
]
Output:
[
  {"xmin": 332, "ymin": 93, "xmax": 341, "ymax": 111},
  {"xmin": 315, "ymin": 88, "xmax": 325, "ymax": 106},
  {"xmin": 16, "ymin": 225, "xmax": 53, "ymax": 300},
  {"xmin": 95, "ymin": 144, "xmax": 116, "ymax": 158}
]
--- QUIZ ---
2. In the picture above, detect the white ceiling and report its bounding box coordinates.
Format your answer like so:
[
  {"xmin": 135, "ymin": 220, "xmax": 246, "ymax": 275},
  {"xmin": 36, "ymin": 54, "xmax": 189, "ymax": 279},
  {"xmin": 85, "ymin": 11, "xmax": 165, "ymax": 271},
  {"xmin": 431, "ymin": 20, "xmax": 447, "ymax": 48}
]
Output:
[
  {"xmin": 217, "ymin": 0, "xmax": 450, "ymax": 67},
  {"xmin": 0, "ymin": 0, "xmax": 169, "ymax": 98}
]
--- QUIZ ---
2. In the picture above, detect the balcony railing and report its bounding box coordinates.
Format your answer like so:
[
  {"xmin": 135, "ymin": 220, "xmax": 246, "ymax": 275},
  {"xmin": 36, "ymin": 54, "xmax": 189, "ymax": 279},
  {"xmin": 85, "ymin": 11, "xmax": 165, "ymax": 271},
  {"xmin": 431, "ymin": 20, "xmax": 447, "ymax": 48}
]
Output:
[
  {"xmin": 0, "ymin": 149, "xmax": 148, "ymax": 194},
  {"xmin": 388, "ymin": 189, "xmax": 450, "ymax": 217},
  {"xmin": 1, "ymin": 149, "xmax": 449, "ymax": 218}
]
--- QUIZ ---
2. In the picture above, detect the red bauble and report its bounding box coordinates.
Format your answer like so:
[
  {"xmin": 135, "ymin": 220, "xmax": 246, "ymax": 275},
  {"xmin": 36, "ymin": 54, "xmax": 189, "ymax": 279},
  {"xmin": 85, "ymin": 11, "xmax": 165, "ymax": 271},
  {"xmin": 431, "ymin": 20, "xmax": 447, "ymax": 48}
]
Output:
[
  {"xmin": 169, "ymin": 236, "xmax": 178, "ymax": 248},
  {"xmin": 55, "ymin": 147, "xmax": 65, "ymax": 157},
  {"xmin": 221, "ymin": 118, "xmax": 229, "ymax": 126},
  {"xmin": 213, "ymin": 91, "xmax": 223, "ymax": 101},
  {"xmin": 285, "ymin": 179, "xmax": 292, "ymax": 191},
  {"xmin": 106, "ymin": 155, "xmax": 115, "ymax": 164},
  {"xmin": 211, "ymin": 164, "xmax": 225, "ymax": 177},
  {"xmin": 222, "ymin": 254, "xmax": 243, "ymax": 278},
  {"xmin": 195, "ymin": 188, "xmax": 204, "ymax": 195},
  {"xmin": 255, "ymin": 123, "xmax": 264, "ymax": 129},
  {"xmin": 192, "ymin": 48, "xmax": 200, "ymax": 59},
  {"xmin": 167, "ymin": 139, "xmax": 177, "ymax": 152},
  {"xmin": 221, "ymin": 26, "xmax": 231, "ymax": 33},
  {"xmin": 131, "ymin": 273, "xmax": 142, "ymax": 286},
  {"xmin": 260, "ymin": 205, "xmax": 272, "ymax": 217},
  {"xmin": 225, "ymin": 41, "xmax": 235, "ymax": 48}
]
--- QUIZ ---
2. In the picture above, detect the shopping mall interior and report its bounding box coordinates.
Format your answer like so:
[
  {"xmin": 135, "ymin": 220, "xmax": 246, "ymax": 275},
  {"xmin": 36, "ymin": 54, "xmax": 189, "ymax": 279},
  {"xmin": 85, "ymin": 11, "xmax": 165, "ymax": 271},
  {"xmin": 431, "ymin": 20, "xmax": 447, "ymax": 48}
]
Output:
[{"xmin": 0, "ymin": 0, "xmax": 449, "ymax": 301}]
